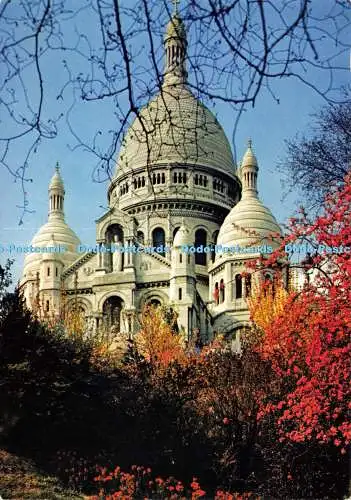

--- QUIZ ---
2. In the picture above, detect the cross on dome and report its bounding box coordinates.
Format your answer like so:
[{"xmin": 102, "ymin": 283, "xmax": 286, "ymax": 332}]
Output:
[{"xmin": 172, "ymin": 0, "xmax": 180, "ymax": 14}]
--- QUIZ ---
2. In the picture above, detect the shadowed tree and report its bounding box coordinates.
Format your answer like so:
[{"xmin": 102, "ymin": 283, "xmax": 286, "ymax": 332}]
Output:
[{"xmin": 279, "ymin": 95, "xmax": 351, "ymax": 210}]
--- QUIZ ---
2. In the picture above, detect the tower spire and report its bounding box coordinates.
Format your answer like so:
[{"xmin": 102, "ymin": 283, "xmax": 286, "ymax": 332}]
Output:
[
  {"xmin": 164, "ymin": 1, "xmax": 187, "ymax": 86},
  {"xmin": 48, "ymin": 163, "xmax": 65, "ymax": 220},
  {"xmin": 240, "ymin": 140, "xmax": 259, "ymax": 199}
]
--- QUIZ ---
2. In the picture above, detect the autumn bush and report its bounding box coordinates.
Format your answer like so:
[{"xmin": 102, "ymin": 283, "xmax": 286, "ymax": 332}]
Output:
[{"xmin": 248, "ymin": 174, "xmax": 351, "ymax": 450}]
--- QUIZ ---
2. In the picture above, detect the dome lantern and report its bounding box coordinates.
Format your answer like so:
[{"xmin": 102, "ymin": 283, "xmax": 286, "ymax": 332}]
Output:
[
  {"xmin": 164, "ymin": 0, "xmax": 187, "ymax": 86},
  {"xmin": 49, "ymin": 162, "xmax": 65, "ymax": 220},
  {"xmin": 240, "ymin": 139, "xmax": 259, "ymax": 200}
]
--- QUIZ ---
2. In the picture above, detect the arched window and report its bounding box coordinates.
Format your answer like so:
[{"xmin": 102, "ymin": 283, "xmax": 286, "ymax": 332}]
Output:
[
  {"xmin": 213, "ymin": 282, "xmax": 219, "ymax": 305},
  {"xmin": 264, "ymin": 273, "xmax": 275, "ymax": 297},
  {"xmin": 235, "ymin": 274, "xmax": 242, "ymax": 299},
  {"xmin": 103, "ymin": 296, "xmax": 124, "ymax": 332},
  {"xmin": 147, "ymin": 298, "xmax": 161, "ymax": 308},
  {"xmin": 173, "ymin": 226, "xmax": 180, "ymax": 242},
  {"xmin": 152, "ymin": 227, "xmax": 165, "ymax": 256},
  {"xmin": 137, "ymin": 231, "xmax": 145, "ymax": 245},
  {"xmin": 157, "ymin": 173, "xmax": 161, "ymax": 184},
  {"xmin": 173, "ymin": 172, "xmax": 177, "ymax": 183},
  {"xmin": 183, "ymin": 172, "xmax": 187, "ymax": 183},
  {"xmin": 142, "ymin": 177, "xmax": 145, "ymax": 187},
  {"xmin": 194, "ymin": 228, "xmax": 207, "ymax": 265},
  {"xmin": 194, "ymin": 174, "xmax": 198, "ymax": 185},
  {"xmin": 178, "ymin": 172, "xmax": 182, "ymax": 183},
  {"xmin": 220, "ymin": 278, "xmax": 225, "ymax": 303},
  {"xmin": 46, "ymin": 300, "xmax": 50, "ymax": 312},
  {"xmin": 211, "ymin": 230, "xmax": 219, "ymax": 262},
  {"xmin": 138, "ymin": 178, "xmax": 141, "ymax": 188},
  {"xmin": 245, "ymin": 274, "xmax": 252, "ymax": 297},
  {"xmin": 161, "ymin": 173, "xmax": 165, "ymax": 183},
  {"xmin": 152, "ymin": 173, "xmax": 156, "ymax": 185}
]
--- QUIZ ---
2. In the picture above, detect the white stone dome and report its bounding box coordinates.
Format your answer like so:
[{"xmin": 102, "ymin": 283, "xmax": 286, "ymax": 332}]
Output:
[
  {"xmin": 173, "ymin": 224, "xmax": 191, "ymax": 247},
  {"xmin": 22, "ymin": 219, "xmax": 81, "ymax": 278},
  {"xmin": 115, "ymin": 84, "xmax": 236, "ymax": 178},
  {"xmin": 216, "ymin": 196, "xmax": 281, "ymax": 250}
]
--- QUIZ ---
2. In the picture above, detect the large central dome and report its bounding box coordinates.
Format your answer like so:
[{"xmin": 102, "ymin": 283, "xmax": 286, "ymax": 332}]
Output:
[
  {"xmin": 114, "ymin": 10, "xmax": 236, "ymax": 181},
  {"xmin": 115, "ymin": 84, "xmax": 235, "ymax": 178}
]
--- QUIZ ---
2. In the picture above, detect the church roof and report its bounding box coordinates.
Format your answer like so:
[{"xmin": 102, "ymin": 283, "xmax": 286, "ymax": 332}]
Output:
[
  {"xmin": 113, "ymin": 6, "xmax": 236, "ymax": 181},
  {"xmin": 114, "ymin": 85, "xmax": 236, "ymax": 178}
]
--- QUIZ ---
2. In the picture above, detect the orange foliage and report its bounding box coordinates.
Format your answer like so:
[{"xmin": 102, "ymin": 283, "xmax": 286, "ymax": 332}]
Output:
[{"xmin": 134, "ymin": 305, "xmax": 186, "ymax": 370}]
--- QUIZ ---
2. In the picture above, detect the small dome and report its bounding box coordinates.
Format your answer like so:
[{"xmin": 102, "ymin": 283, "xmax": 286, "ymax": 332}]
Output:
[
  {"xmin": 23, "ymin": 219, "xmax": 80, "ymax": 277},
  {"xmin": 241, "ymin": 140, "xmax": 257, "ymax": 168},
  {"xmin": 216, "ymin": 197, "xmax": 281, "ymax": 251},
  {"xmin": 49, "ymin": 166, "xmax": 64, "ymax": 190},
  {"xmin": 165, "ymin": 14, "xmax": 186, "ymax": 40},
  {"xmin": 173, "ymin": 224, "xmax": 190, "ymax": 247},
  {"xmin": 114, "ymin": 85, "xmax": 236, "ymax": 178}
]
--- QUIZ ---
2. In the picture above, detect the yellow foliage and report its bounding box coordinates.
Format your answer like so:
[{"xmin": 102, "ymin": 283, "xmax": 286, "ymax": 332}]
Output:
[
  {"xmin": 63, "ymin": 308, "xmax": 86, "ymax": 338},
  {"xmin": 134, "ymin": 305, "xmax": 186, "ymax": 368},
  {"xmin": 248, "ymin": 279, "xmax": 289, "ymax": 333}
]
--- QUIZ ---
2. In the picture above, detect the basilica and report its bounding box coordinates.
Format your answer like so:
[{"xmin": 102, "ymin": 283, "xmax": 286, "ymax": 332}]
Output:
[{"xmin": 20, "ymin": 6, "xmax": 282, "ymax": 344}]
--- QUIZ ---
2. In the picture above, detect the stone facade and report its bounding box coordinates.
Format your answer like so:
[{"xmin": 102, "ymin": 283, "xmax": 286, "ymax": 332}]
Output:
[{"xmin": 20, "ymin": 9, "xmax": 282, "ymax": 345}]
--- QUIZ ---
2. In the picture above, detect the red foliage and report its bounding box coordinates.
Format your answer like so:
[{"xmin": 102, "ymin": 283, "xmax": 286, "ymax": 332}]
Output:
[
  {"xmin": 251, "ymin": 174, "xmax": 351, "ymax": 448},
  {"xmin": 88, "ymin": 464, "xmax": 259, "ymax": 499}
]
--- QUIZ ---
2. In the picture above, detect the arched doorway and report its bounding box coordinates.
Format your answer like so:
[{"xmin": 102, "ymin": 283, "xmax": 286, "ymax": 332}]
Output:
[{"xmin": 103, "ymin": 296, "xmax": 124, "ymax": 332}]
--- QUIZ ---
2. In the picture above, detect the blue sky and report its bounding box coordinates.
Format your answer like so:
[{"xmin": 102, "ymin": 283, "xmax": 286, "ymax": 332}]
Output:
[{"xmin": 0, "ymin": 0, "xmax": 349, "ymax": 287}]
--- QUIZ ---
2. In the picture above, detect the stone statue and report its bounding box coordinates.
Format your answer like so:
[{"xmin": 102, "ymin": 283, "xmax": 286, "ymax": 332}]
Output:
[{"xmin": 112, "ymin": 234, "xmax": 123, "ymax": 272}]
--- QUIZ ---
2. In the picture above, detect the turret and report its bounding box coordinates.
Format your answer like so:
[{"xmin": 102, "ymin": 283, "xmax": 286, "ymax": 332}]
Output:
[
  {"xmin": 39, "ymin": 234, "xmax": 64, "ymax": 317},
  {"xmin": 239, "ymin": 139, "xmax": 259, "ymax": 199},
  {"xmin": 170, "ymin": 223, "xmax": 196, "ymax": 338},
  {"xmin": 49, "ymin": 163, "xmax": 65, "ymax": 220}
]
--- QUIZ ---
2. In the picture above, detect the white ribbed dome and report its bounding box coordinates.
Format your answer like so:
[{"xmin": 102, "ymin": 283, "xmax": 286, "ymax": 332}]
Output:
[
  {"xmin": 22, "ymin": 219, "xmax": 81, "ymax": 278},
  {"xmin": 115, "ymin": 84, "xmax": 236, "ymax": 178},
  {"xmin": 216, "ymin": 197, "xmax": 281, "ymax": 250},
  {"xmin": 173, "ymin": 224, "xmax": 190, "ymax": 247}
]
